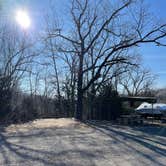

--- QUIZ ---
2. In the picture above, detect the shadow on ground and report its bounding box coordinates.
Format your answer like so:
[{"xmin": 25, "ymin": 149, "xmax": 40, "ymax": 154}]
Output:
[
  {"xmin": 0, "ymin": 125, "xmax": 101, "ymax": 166},
  {"xmin": 86, "ymin": 121, "xmax": 166, "ymax": 165},
  {"xmin": 0, "ymin": 120, "xmax": 165, "ymax": 166}
]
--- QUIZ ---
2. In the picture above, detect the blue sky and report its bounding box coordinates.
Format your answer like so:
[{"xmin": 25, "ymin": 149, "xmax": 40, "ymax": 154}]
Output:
[
  {"xmin": 140, "ymin": 0, "xmax": 166, "ymax": 88},
  {"xmin": 2, "ymin": 0, "xmax": 166, "ymax": 88}
]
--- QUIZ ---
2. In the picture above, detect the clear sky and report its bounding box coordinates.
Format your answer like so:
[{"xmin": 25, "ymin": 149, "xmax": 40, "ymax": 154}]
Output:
[
  {"xmin": 1, "ymin": 0, "xmax": 166, "ymax": 89},
  {"xmin": 140, "ymin": 0, "xmax": 166, "ymax": 88}
]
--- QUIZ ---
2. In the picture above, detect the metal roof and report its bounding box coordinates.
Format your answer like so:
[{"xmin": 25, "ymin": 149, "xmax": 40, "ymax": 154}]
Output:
[{"xmin": 120, "ymin": 96, "xmax": 157, "ymax": 103}]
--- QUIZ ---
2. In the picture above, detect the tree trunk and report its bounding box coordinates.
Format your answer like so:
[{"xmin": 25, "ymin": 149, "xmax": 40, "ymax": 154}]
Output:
[
  {"xmin": 90, "ymin": 86, "xmax": 95, "ymax": 119},
  {"xmin": 76, "ymin": 88, "xmax": 83, "ymax": 120},
  {"xmin": 76, "ymin": 54, "xmax": 83, "ymax": 120}
]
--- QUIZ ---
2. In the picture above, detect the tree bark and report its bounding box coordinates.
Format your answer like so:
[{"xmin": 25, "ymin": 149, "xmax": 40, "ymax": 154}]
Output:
[{"xmin": 76, "ymin": 54, "xmax": 83, "ymax": 120}]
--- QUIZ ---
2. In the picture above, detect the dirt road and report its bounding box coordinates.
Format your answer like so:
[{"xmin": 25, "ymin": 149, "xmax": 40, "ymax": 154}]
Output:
[{"xmin": 0, "ymin": 118, "xmax": 165, "ymax": 166}]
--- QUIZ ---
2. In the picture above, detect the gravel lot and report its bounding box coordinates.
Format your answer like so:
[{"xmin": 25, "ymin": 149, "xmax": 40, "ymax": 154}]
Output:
[{"xmin": 0, "ymin": 118, "xmax": 165, "ymax": 166}]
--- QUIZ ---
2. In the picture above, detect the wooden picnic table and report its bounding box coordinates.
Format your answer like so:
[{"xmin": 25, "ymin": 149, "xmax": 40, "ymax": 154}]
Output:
[{"xmin": 118, "ymin": 114, "xmax": 143, "ymax": 125}]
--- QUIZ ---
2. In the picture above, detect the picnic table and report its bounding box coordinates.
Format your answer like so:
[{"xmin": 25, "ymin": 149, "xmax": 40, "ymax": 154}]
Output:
[{"xmin": 118, "ymin": 114, "xmax": 143, "ymax": 125}]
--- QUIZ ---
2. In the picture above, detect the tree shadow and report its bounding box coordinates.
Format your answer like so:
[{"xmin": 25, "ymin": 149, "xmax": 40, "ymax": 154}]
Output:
[
  {"xmin": 0, "ymin": 121, "xmax": 165, "ymax": 166},
  {"xmin": 134, "ymin": 125, "xmax": 166, "ymax": 137},
  {"xmin": 86, "ymin": 121, "xmax": 166, "ymax": 166},
  {"xmin": 0, "ymin": 126, "xmax": 101, "ymax": 166}
]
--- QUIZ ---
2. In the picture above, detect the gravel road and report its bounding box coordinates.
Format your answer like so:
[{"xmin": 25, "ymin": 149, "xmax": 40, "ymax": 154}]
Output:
[{"xmin": 0, "ymin": 118, "xmax": 165, "ymax": 166}]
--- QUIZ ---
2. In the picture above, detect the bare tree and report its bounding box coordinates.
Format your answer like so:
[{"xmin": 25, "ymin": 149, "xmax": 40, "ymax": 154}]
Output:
[
  {"xmin": 45, "ymin": 0, "xmax": 166, "ymax": 120},
  {"xmin": 0, "ymin": 21, "xmax": 38, "ymax": 121},
  {"xmin": 119, "ymin": 66, "xmax": 156, "ymax": 96}
]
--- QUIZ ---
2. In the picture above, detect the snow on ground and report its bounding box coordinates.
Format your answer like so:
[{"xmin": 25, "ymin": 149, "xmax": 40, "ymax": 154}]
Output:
[{"xmin": 0, "ymin": 118, "xmax": 165, "ymax": 166}]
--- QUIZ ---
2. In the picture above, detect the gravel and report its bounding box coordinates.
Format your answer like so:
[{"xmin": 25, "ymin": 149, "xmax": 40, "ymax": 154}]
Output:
[{"xmin": 0, "ymin": 118, "xmax": 165, "ymax": 166}]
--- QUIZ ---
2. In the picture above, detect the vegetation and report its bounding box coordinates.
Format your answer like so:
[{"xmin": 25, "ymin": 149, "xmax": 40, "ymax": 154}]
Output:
[{"xmin": 0, "ymin": 0, "xmax": 166, "ymax": 123}]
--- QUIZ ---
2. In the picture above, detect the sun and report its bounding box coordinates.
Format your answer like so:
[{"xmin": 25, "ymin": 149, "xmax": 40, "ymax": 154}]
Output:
[{"xmin": 15, "ymin": 9, "xmax": 31, "ymax": 29}]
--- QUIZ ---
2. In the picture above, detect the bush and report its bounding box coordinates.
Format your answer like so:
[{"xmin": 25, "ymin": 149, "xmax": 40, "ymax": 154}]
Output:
[
  {"xmin": 0, "ymin": 75, "xmax": 13, "ymax": 121},
  {"xmin": 89, "ymin": 85, "xmax": 122, "ymax": 120}
]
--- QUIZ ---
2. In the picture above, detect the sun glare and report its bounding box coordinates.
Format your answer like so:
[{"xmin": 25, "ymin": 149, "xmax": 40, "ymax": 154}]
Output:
[{"xmin": 15, "ymin": 9, "xmax": 31, "ymax": 29}]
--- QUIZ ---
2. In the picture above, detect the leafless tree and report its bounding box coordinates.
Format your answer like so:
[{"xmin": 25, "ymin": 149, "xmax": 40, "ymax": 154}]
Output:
[
  {"xmin": 119, "ymin": 66, "xmax": 156, "ymax": 96},
  {"xmin": 44, "ymin": 0, "xmax": 166, "ymax": 120},
  {"xmin": 0, "ymin": 20, "xmax": 39, "ymax": 121}
]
